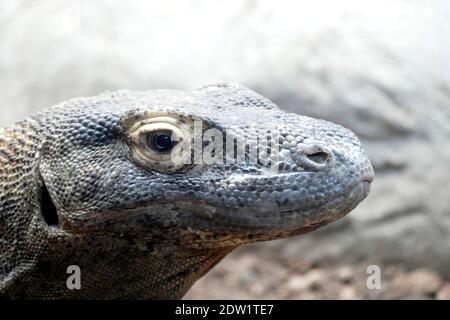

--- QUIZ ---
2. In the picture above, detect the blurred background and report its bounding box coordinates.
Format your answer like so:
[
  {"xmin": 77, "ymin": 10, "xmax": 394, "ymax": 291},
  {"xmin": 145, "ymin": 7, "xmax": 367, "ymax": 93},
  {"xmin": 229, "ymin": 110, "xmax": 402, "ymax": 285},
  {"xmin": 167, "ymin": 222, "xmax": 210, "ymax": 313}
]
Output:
[{"xmin": 1, "ymin": 0, "xmax": 449, "ymax": 299}]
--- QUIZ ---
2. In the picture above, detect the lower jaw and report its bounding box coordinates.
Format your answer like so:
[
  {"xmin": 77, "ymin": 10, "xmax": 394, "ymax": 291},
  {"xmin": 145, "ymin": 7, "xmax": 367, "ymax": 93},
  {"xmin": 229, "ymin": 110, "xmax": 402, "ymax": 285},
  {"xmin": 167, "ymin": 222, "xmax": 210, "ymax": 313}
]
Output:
[{"xmin": 182, "ymin": 180, "xmax": 368, "ymax": 241}]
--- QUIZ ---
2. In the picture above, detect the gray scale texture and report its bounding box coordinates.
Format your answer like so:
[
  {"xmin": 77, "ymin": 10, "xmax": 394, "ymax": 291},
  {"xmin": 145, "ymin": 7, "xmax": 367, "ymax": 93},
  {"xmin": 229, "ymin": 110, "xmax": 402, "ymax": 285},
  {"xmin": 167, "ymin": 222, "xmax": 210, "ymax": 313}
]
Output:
[{"xmin": 0, "ymin": 83, "xmax": 373, "ymax": 299}]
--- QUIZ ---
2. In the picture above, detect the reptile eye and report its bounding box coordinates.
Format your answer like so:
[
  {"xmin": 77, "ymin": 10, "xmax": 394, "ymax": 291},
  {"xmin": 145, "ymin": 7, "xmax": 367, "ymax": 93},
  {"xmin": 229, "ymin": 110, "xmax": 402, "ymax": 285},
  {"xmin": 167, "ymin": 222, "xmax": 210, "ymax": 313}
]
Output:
[
  {"xmin": 127, "ymin": 115, "xmax": 193, "ymax": 172},
  {"xmin": 147, "ymin": 131, "xmax": 175, "ymax": 153}
]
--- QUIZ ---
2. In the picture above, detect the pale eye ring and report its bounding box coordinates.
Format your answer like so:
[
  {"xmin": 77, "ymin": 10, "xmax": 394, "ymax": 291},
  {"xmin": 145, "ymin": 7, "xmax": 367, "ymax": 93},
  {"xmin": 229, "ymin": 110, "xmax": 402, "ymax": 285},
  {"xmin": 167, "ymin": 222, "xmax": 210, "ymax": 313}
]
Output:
[
  {"xmin": 127, "ymin": 116, "xmax": 193, "ymax": 172},
  {"xmin": 147, "ymin": 130, "xmax": 175, "ymax": 153}
]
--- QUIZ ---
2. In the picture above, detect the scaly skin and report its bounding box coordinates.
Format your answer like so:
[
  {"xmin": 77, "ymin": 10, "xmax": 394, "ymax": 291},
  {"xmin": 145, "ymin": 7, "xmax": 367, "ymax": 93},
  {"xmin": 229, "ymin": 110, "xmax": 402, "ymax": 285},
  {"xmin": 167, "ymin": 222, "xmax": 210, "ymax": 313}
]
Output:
[{"xmin": 0, "ymin": 83, "xmax": 374, "ymax": 299}]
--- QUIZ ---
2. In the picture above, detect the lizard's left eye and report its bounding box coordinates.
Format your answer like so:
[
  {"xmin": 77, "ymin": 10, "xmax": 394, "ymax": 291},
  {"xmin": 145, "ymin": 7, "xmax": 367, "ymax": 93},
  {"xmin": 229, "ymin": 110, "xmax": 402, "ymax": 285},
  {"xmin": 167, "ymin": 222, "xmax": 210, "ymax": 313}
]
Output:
[
  {"xmin": 133, "ymin": 122, "xmax": 184, "ymax": 157},
  {"xmin": 126, "ymin": 116, "xmax": 193, "ymax": 172}
]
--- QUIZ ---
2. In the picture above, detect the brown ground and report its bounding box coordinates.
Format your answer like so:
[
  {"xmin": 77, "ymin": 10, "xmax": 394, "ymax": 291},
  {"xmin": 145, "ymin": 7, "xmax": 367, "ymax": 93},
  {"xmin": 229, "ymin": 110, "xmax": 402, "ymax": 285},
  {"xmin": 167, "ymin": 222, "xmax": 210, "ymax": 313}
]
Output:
[{"xmin": 185, "ymin": 250, "xmax": 450, "ymax": 300}]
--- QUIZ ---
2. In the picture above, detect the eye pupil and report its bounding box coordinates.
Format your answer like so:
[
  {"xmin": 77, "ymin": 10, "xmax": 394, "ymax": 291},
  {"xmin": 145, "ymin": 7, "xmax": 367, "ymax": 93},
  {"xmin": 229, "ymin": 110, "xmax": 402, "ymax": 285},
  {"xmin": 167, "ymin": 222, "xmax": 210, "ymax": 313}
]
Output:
[{"xmin": 150, "ymin": 131, "xmax": 174, "ymax": 152}]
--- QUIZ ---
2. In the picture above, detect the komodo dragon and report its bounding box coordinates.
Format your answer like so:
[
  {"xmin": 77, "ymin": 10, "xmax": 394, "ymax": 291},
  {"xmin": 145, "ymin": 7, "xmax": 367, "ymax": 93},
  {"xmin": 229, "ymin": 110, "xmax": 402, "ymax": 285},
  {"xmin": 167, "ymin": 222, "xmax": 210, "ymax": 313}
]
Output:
[{"xmin": 0, "ymin": 82, "xmax": 374, "ymax": 299}]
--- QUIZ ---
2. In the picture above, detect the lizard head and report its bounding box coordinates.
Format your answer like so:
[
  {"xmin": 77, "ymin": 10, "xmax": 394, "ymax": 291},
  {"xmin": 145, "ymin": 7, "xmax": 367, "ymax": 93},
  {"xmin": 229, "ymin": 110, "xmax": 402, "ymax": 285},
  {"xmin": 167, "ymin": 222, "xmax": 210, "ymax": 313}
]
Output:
[{"xmin": 39, "ymin": 82, "xmax": 374, "ymax": 248}]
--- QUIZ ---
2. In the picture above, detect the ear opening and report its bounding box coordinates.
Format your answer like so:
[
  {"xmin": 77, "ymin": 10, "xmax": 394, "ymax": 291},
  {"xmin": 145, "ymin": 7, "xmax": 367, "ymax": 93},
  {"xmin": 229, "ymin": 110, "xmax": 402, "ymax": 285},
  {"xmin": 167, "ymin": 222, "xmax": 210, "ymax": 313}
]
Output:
[{"xmin": 40, "ymin": 182, "xmax": 59, "ymax": 227}]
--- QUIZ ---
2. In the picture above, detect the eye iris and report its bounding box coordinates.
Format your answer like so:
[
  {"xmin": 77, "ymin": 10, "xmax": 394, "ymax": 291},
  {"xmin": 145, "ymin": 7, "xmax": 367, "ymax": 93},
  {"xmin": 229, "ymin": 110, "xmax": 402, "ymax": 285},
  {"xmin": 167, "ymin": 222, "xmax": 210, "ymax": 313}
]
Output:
[{"xmin": 150, "ymin": 132, "xmax": 174, "ymax": 152}]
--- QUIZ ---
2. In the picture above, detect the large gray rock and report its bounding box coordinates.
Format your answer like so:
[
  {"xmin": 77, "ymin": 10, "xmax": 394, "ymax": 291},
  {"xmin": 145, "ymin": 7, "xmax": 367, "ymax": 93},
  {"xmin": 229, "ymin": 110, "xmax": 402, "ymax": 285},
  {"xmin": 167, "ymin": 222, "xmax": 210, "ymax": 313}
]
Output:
[{"xmin": 1, "ymin": 0, "xmax": 449, "ymax": 275}]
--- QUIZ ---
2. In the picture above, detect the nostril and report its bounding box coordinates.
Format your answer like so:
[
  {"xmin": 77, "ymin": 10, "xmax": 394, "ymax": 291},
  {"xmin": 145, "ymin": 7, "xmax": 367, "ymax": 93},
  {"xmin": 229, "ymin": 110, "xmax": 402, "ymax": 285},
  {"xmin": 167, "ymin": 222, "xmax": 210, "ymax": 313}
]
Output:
[
  {"xmin": 306, "ymin": 151, "xmax": 329, "ymax": 165},
  {"xmin": 294, "ymin": 144, "xmax": 333, "ymax": 169}
]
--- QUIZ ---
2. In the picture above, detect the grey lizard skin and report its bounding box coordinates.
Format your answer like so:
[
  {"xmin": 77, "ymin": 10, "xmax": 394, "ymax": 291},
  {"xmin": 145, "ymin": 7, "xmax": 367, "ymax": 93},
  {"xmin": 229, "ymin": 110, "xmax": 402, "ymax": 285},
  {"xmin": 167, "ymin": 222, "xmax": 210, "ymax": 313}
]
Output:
[{"xmin": 0, "ymin": 82, "xmax": 374, "ymax": 299}]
